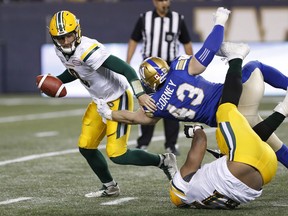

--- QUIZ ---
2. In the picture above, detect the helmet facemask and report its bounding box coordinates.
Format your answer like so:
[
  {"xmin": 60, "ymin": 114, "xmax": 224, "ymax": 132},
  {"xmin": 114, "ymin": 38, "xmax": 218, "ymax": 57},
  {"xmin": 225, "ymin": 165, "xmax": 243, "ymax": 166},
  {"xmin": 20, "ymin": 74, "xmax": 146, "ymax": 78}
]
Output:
[
  {"xmin": 52, "ymin": 31, "xmax": 78, "ymax": 54},
  {"xmin": 49, "ymin": 11, "xmax": 81, "ymax": 54}
]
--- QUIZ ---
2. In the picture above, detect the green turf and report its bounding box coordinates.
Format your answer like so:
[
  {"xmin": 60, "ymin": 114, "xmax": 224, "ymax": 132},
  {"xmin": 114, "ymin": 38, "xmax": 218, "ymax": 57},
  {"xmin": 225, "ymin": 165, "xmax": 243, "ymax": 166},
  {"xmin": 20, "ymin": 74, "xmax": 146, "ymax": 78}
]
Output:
[{"xmin": 0, "ymin": 95, "xmax": 287, "ymax": 216}]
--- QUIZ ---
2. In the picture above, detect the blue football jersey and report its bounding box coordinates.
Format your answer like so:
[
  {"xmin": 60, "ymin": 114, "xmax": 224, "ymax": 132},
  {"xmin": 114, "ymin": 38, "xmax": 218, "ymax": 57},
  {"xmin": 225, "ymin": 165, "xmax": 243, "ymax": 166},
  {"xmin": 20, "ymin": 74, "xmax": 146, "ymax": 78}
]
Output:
[{"xmin": 145, "ymin": 55, "xmax": 223, "ymax": 127}]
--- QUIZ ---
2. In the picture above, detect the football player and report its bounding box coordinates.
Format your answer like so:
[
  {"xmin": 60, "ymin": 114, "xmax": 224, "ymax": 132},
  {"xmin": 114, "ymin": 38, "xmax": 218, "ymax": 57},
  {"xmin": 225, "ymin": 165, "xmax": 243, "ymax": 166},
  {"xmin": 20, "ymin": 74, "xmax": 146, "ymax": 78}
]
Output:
[
  {"xmin": 98, "ymin": 44, "xmax": 288, "ymax": 169},
  {"xmin": 169, "ymin": 46, "xmax": 288, "ymax": 209},
  {"xmin": 47, "ymin": 10, "xmax": 178, "ymax": 198}
]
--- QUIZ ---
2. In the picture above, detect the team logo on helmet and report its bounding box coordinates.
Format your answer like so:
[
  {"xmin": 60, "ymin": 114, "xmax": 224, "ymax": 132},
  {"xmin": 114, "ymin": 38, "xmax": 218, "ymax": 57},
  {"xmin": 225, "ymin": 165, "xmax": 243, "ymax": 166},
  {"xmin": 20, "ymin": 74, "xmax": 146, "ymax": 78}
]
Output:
[{"xmin": 139, "ymin": 57, "xmax": 170, "ymax": 91}]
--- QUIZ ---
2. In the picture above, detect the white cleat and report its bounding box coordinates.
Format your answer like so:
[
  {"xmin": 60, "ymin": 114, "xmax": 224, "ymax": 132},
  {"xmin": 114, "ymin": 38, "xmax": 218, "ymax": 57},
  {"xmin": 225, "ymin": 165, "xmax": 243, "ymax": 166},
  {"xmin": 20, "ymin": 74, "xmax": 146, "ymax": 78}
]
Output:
[
  {"xmin": 159, "ymin": 153, "xmax": 178, "ymax": 180},
  {"xmin": 274, "ymin": 87, "xmax": 288, "ymax": 117},
  {"xmin": 213, "ymin": 7, "xmax": 231, "ymax": 26},
  {"xmin": 216, "ymin": 42, "xmax": 250, "ymax": 61},
  {"xmin": 85, "ymin": 183, "xmax": 120, "ymax": 198}
]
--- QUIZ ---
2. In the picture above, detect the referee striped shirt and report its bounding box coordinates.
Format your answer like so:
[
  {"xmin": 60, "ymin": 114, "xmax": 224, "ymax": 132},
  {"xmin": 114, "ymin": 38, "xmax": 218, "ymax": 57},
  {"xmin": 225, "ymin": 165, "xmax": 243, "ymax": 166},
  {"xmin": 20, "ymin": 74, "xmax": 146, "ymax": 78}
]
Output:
[{"xmin": 131, "ymin": 10, "xmax": 191, "ymax": 64}]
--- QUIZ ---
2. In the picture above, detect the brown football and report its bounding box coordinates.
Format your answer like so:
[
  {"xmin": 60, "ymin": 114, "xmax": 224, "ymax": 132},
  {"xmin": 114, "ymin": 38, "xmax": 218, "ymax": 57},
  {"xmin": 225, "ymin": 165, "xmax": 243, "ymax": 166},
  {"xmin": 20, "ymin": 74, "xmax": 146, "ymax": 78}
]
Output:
[{"xmin": 36, "ymin": 74, "xmax": 67, "ymax": 97}]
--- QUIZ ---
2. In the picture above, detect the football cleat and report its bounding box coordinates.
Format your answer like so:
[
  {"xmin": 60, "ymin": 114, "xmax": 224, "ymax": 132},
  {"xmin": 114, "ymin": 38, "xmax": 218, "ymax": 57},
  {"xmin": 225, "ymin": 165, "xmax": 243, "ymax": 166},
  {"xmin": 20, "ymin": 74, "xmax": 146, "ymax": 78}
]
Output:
[
  {"xmin": 85, "ymin": 183, "xmax": 120, "ymax": 198},
  {"xmin": 159, "ymin": 153, "xmax": 178, "ymax": 180},
  {"xmin": 274, "ymin": 87, "xmax": 288, "ymax": 117},
  {"xmin": 216, "ymin": 42, "xmax": 250, "ymax": 61}
]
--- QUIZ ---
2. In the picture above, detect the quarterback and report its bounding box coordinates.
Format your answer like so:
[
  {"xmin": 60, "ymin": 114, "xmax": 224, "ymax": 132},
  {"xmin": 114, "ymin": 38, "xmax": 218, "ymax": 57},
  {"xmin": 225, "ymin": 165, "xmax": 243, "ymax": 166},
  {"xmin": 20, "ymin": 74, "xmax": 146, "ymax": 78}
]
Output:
[
  {"xmin": 169, "ymin": 48, "xmax": 288, "ymax": 209},
  {"xmin": 47, "ymin": 10, "xmax": 177, "ymax": 198}
]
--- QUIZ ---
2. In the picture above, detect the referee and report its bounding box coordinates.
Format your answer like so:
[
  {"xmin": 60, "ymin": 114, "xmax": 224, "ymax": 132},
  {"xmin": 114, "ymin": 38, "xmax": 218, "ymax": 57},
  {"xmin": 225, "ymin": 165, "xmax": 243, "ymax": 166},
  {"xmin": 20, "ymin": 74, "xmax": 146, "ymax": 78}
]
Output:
[{"xmin": 126, "ymin": 0, "xmax": 193, "ymax": 155}]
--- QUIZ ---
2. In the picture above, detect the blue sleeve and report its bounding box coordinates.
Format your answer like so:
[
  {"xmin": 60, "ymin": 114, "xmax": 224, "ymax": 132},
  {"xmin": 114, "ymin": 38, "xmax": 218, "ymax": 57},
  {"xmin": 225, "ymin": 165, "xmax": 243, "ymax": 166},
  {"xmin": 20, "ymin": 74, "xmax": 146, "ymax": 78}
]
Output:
[{"xmin": 194, "ymin": 25, "xmax": 224, "ymax": 67}]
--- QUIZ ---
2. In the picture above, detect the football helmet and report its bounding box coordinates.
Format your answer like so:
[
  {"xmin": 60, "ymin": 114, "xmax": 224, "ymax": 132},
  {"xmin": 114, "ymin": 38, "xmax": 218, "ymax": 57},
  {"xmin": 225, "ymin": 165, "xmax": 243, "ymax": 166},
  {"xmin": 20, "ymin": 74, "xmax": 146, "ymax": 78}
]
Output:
[
  {"xmin": 49, "ymin": 10, "xmax": 81, "ymax": 54},
  {"xmin": 169, "ymin": 182, "xmax": 189, "ymax": 208},
  {"xmin": 139, "ymin": 57, "xmax": 170, "ymax": 92}
]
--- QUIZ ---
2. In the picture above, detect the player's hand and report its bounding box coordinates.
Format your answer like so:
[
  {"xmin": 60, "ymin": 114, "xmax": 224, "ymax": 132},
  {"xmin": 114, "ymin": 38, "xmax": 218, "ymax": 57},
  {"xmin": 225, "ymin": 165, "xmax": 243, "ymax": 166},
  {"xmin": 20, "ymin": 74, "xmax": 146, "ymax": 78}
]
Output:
[
  {"xmin": 213, "ymin": 7, "xmax": 231, "ymax": 27},
  {"xmin": 96, "ymin": 99, "xmax": 112, "ymax": 121},
  {"xmin": 184, "ymin": 124, "xmax": 204, "ymax": 138},
  {"xmin": 137, "ymin": 94, "xmax": 156, "ymax": 112}
]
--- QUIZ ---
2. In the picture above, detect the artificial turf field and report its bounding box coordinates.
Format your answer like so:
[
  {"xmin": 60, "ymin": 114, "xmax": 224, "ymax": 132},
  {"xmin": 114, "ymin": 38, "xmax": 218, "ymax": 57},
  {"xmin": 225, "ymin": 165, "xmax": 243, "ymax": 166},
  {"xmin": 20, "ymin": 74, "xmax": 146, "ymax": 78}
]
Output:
[{"xmin": 0, "ymin": 95, "xmax": 287, "ymax": 216}]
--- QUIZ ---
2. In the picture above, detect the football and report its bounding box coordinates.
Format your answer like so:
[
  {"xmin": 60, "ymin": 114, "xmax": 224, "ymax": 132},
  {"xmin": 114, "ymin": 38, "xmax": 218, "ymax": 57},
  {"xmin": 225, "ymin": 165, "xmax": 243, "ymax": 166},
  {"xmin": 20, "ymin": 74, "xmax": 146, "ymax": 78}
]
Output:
[{"xmin": 36, "ymin": 74, "xmax": 67, "ymax": 97}]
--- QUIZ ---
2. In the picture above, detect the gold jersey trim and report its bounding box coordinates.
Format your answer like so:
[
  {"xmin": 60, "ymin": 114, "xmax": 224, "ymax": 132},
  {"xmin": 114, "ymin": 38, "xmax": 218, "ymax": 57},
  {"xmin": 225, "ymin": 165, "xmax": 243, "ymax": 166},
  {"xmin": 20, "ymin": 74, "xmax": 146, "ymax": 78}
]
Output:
[{"xmin": 81, "ymin": 44, "xmax": 99, "ymax": 62}]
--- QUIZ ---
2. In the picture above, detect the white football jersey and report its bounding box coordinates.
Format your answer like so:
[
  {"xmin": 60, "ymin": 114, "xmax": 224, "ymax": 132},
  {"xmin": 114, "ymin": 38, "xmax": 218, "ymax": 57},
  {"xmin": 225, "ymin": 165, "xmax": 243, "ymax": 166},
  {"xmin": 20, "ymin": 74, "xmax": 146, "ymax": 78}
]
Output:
[
  {"xmin": 172, "ymin": 156, "xmax": 262, "ymax": 208},
  {"xmin": 55, "ymin": 36, "xmax": 129, "ymax": 102}
]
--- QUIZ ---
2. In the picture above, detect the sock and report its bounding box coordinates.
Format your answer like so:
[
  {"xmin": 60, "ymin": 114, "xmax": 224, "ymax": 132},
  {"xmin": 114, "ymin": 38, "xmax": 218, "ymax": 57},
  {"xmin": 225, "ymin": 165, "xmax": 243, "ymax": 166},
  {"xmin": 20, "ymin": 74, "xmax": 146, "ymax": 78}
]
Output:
[
  {"xmin": 79, "ymin": 148, "xmax": 114, "ymax": 183},
  {"xmin": 242, "ymin": 60, "xmax": 288, "ymax": 89},
  {"xmin": 195, "ymin": 25, "xmax": 224, "ymax": 67},
  {"xmin": 110, "ymin": 149, "xmax": 160, "ymax": 166},
  {"xmin": 220, "ymin": 59, "xmax": 243, "ymax": 105},
  {"xmin": 252, "ymin": 112, "xmax": 285, "ymax": 141},
  {"xmin": 276, "ymin": 144, "xmax": 288, "ymax": 169}
]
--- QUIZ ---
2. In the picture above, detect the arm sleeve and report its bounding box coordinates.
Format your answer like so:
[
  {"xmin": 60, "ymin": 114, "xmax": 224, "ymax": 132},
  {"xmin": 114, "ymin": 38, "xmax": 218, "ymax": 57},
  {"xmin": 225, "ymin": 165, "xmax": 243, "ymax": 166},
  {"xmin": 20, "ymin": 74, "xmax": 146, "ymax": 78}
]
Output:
[
  {"xmin": 56, "ymin": 69, "xmax": 77, "ymax": 83},
  {"xmin": 194, "ymin": 25, "xmax": 224, "ymax": 67},
  {"xmin": 102, "ymin": 55, "xmax": 145, "ymax": 97}
]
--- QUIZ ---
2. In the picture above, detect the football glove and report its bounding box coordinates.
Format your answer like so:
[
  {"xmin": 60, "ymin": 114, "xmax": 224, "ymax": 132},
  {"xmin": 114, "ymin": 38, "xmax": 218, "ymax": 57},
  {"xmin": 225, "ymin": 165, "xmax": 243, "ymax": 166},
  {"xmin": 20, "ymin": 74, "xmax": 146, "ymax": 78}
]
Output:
[
  {"xmin": 96, "ymin": 98, "xmax": 112, "ymax": 121},
  {"xmin": 183, "ymin": 124, "xmax": 204, "ymax": 138},
  {"xmin": 213, "ymin": 7, "xmax": 231, "ymax": 27}
]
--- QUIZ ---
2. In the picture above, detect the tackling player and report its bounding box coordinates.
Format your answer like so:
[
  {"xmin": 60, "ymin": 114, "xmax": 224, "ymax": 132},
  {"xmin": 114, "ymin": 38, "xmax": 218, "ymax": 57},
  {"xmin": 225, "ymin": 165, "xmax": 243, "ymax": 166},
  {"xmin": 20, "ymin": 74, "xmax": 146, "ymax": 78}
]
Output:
[
  {"xmin": 98, "ymin": 45, "xmax": 288, "ymax": 170},
  {"xmin": 47, "ymin": 10, "xmax": 178, "ymax": 198},
  {"xmin": 169, "ymin": 45, "xmax": 288, "ymax": 209}
]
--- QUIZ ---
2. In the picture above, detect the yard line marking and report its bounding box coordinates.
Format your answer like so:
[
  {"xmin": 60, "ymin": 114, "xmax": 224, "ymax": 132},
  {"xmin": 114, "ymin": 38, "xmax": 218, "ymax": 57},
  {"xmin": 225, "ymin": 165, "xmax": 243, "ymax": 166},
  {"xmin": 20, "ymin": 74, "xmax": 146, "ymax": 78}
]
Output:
[
  {"xmin": 0, "ymin": 149, "xmax": 78, "ymax": 166},
  {"xmin": 0, "ymin": 197, "xmax": 32, "ymax": 205},
  {"xmin": 0, "ymin": 128, "xmax": 216, "ymax": 167},
  {"xmin": 271, "ymin": 203, "xmax": 288, "ymax": 207},
  {"xmin": 0, "ymin": 109, "xmax": 282, "ymax": 124},
  {"xmin": 100, "ymin": 197, "xmax": 137, "ymax": 205},
  {"xmin": 34, "ymin": 131, "xmax": 59, "ymax": 138},
  {"xmin": 0, "ymin": 109, "xmax": 85, "ymax": 123}
]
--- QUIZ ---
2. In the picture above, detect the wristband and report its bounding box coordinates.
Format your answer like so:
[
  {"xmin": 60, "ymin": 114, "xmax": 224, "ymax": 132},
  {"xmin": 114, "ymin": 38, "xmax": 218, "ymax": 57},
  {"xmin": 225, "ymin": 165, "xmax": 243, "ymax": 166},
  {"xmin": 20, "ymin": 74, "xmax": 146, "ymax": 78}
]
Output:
[{"xmin": 131, "ymin": 80, "xmax": 145, "ymax": 98}]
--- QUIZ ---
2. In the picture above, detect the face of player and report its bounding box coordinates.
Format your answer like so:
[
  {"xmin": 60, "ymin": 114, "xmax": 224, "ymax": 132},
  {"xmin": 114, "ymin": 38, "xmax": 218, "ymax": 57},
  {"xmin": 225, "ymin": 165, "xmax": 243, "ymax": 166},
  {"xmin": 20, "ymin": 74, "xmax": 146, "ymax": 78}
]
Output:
[
  {"xmin": 153, "ymin": 0, "xmax": 170, "ymax": 17},
  {"xmin": 54, "ymin": 32, "xmax": 76, "ymax": 49}
]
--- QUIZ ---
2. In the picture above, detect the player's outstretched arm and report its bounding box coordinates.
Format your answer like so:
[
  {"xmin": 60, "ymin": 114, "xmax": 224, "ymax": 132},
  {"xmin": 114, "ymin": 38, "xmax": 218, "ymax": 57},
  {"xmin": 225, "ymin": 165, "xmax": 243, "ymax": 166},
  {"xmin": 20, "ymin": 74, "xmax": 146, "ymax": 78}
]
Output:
[
  {"xmin": 97, "ymin": 99, "xmax": 158, "ymax": 125},
  {"xmin": 112, "ymin": 109, "xmax": 159, "ymax": 125},
  {"xmin": 188, "ymin": 7, "xmax": 230, "ymax": 76}
]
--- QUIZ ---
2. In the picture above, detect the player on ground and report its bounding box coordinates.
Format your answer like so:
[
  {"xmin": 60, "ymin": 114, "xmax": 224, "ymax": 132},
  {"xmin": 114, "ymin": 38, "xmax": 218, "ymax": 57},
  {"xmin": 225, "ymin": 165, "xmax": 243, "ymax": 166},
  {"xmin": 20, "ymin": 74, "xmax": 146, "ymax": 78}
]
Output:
[
  {"xmin": 169, "ymin": 44, "xmax": 288, "ymax": 209},
  {"xmin": 46, "ymin": 10, "xmax": 177, "ymax": 198}
]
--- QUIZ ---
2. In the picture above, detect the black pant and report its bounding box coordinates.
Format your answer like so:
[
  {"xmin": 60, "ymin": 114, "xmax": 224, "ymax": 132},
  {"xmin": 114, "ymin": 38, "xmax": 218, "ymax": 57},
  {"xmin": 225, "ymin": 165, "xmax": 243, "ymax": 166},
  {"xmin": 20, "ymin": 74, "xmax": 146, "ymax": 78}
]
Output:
[{"xmin": 137, "ymin": 119, "xmax": 179, "ymax": 150}]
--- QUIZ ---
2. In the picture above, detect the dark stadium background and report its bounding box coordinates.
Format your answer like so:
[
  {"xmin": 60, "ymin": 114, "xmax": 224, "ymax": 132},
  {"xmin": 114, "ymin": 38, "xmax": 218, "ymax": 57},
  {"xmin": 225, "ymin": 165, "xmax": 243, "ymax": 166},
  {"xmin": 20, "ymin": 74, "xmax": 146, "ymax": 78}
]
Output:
[{"xmin": 0, "ymin": 0, "xmax": 287, "ymax": 94}]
